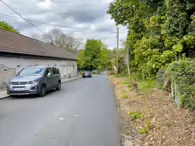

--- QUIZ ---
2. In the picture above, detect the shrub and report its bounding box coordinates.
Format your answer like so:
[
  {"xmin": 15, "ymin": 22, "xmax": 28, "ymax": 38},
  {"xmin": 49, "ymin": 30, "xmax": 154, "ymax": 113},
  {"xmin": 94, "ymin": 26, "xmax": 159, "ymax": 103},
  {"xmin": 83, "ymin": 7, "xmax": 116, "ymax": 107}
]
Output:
[
  {"xmin": 139, "ymin": 79, "xmax": 156, "ymax": 93},
  {"xmin": 122, "ymin": 81, "xmax": 129, "ymax": 85},
  {"xmin": 157, "ymin": 67, "xmax": 172, "ymax": 92},
  {"xmin": 167, "ymin": 59, "xmax": 195, "ymax": 110},
  {"xmin": 129, "ymin": 74, "xmax": 139, "ymax": 93},
  {"xmin": 128, "ymin": 73, "xmax": 156, "ymax": 93}
]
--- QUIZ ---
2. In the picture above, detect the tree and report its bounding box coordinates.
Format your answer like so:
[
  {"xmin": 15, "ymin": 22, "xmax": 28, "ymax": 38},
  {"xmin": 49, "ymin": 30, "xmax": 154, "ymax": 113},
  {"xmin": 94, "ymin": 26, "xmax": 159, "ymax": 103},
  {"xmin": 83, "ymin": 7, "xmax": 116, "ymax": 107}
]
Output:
[
  {"xmin": 83, "ymin": 39, "xmax": 103, "ymax": 69},
  {"xmin": 77, "ymin": 39, "xmax": 112, "ymax": 71},
  {"xmin": 99, "ymin": 47, "xmax": 112, "ymax": 71},
  {"xmin": 42, "ymin": 29, "xmax": 81, "ymax": 54},
  {"xmin": 108, "ymin": 0, "xmax": 195, "ymax": 78},
  {"xmin": 109, "ymin": 48, "xmax": 127, "ymax": 74},
  {"xmin": 77, "ymin": 50, "xmax": 85, "ymax": 68},
  {"xmin": 0, "ymin": 21, "xmax": 19, "ymax": 34}
]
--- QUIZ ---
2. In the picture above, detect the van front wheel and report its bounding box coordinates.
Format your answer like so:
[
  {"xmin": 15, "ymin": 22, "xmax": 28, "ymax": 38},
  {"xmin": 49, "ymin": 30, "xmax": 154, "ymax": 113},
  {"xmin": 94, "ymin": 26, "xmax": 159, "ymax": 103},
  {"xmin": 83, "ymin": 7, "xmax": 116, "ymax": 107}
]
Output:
[{"xmin": 39, "ymin": 85, "xmax": 46, "ymax": 97}]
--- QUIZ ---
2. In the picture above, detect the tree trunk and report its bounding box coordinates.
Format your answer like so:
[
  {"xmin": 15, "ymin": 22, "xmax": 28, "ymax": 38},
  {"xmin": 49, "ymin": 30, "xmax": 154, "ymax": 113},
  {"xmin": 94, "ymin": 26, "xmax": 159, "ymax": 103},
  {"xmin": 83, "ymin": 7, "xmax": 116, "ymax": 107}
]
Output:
[
  {"xmin": 126, "ymin": 45, "xmax": 130, "ymax": 78},
  {"xmin": 134, "ymin": 85, "xmax": 138, "ymax": 93}
]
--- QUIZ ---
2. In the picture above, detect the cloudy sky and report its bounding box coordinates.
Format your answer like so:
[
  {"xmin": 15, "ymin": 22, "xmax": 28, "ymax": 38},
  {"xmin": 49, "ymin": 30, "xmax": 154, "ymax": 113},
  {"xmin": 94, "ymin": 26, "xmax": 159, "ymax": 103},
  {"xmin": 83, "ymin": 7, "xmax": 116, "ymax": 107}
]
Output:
[{"xmin": 0, "ymin": 0, "xmax": 128, "ymax": 49}]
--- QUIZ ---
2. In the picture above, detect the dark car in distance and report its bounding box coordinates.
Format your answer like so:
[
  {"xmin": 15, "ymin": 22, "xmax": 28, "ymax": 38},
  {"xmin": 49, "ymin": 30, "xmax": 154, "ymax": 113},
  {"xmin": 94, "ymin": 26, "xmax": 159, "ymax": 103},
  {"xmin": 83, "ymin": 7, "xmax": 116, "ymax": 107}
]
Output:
[
  {"xmin": 7, "ymin": 66, "xmax": 61, "ymax": 97},
  {"xmin": 82, "ymin": 71, "xmax": 92, "ymax": 78}
]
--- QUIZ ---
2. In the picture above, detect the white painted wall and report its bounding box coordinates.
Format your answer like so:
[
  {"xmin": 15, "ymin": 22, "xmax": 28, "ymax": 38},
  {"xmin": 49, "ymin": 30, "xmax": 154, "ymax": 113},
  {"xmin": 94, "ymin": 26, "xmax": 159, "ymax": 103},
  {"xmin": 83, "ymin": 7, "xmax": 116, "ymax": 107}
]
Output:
[{"xmin": 0, "ymin": 56, "xmax": 77, "ymax": 78}]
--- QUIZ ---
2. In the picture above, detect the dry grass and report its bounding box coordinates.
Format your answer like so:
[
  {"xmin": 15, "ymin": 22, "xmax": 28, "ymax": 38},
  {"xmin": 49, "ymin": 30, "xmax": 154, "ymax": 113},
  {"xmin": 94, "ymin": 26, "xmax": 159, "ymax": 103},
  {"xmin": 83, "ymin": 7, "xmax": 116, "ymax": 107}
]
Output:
[{"xmin": 110, "ymin": 77, "xmax": 195, "ymax": 146}]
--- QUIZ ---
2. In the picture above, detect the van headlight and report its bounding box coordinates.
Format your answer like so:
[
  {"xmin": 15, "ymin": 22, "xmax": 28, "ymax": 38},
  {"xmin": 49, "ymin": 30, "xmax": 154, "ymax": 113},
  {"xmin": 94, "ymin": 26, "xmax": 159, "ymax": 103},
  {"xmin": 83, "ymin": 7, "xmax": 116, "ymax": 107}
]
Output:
[{"xmin": 29, "ymin": 79, "xmax": 40, "ymax": 84}]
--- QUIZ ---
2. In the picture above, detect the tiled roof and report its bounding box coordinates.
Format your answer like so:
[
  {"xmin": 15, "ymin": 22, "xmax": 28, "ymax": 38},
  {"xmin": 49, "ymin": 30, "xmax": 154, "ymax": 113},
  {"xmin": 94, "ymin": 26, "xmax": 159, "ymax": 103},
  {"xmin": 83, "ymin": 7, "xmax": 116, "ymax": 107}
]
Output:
[{"xmin": 0, "ymin": 29, "xmax": 76, "ymax": 60}]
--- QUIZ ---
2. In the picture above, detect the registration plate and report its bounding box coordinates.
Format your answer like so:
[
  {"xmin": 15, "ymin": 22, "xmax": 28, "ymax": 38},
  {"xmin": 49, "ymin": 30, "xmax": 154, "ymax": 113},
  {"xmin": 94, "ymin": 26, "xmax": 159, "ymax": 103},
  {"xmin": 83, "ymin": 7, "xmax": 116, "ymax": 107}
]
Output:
[{"xmin": 13, "ymin": 88, "xmax": 25, "ymax": 91}]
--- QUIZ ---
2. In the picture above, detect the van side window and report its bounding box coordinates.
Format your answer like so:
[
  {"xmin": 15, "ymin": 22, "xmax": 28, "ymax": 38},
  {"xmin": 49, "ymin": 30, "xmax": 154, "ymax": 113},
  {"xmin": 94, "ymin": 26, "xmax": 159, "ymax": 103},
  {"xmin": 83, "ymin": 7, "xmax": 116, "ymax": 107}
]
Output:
[
  {"xmin": 44, "ymin": 68, "xmax": 52, "ymax": 77},
  {"xmin": 44, "ymin": 68, "xmax": 49, "ymax": 77},
  {"xmin": 52, "ymin": 67, "xmax": 60, "ymax": 75},
  {"xmin": 56, "ymin": 68, "xmax": 60, "ymax": 75}
]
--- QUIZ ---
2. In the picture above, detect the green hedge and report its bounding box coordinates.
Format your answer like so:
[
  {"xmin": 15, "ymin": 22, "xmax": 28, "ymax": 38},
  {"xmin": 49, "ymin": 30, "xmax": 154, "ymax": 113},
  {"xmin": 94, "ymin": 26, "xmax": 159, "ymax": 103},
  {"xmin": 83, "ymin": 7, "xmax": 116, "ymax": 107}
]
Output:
[{"xmin": 167, "ymin": 59, "xmax": 195, "ymax": 110}]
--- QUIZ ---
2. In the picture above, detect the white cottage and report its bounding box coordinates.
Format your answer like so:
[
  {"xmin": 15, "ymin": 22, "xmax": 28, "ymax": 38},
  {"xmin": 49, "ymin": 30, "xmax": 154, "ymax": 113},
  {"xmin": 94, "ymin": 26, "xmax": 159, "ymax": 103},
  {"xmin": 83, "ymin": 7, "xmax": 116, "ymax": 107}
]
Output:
[{"xmin": 0, "ymin": 29, "xmax": 77, "ymax": 88}]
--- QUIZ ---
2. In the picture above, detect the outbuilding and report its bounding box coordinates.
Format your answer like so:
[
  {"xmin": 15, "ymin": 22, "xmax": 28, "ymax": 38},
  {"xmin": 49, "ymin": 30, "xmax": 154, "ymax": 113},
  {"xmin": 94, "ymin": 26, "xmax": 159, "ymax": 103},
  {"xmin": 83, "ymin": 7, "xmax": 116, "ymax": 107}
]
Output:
[{"xmin": 0, "ymin": 29, "xmax": 77, "ymax": 88}]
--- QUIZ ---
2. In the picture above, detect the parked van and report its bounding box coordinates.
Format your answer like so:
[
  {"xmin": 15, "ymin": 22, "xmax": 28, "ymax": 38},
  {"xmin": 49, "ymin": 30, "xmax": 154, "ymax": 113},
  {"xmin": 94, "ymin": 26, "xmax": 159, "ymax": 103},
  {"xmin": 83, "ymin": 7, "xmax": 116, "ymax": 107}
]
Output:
[{"xmin": 7, "ymin": 66, "xmax": 61, "ymax": 97}]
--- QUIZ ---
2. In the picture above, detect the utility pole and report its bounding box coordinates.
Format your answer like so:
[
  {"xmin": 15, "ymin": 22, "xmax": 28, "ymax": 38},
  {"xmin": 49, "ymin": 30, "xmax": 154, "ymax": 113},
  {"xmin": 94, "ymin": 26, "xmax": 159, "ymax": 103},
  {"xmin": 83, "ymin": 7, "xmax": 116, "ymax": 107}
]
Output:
[{"xmin": 116, "ymin": 27, "xmax": 119, "ymax": 77}]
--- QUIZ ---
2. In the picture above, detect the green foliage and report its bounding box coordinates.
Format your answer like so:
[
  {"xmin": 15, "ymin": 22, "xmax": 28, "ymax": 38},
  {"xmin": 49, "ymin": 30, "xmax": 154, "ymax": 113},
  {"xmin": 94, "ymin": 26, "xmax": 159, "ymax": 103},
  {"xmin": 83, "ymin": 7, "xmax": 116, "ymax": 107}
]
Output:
[
  {"xmin": 108, "ymin": 0, "xmax": 195, "ymax": 78},
  {"xmin": 108, "ymin": 0, "xmax": 195, "ymax": 109},
  {"xmin": 122, "ymin": 81, "xmax": 129, "ymax": 85},
  {"xmin": 111, "ymin": 48, "xmax": 128, "ymax": 74},
  {"xmin": 139, "ymin": 79, "xmax": 157, "ymax": 92},
  {"xmin": 140, "ymin": 119, "xmax": 151, "ymax": 134},
  {"xmin": 99, "ymin": 47, "xmax": 112, "ymax": 71},
  {"xmin": 83, "ymin": 39, "xmax": 102, "ymax": 69},
  {"xmin": 0, "ymin": 21, "xmax": 19, "ymax": 34},
  {"xmin": 77, "ymin": 50, "xmax": 85, "ymax": 68},
  {"xmin": 140, "ymin": 127, "xmax": 148, "ymax": 134},
  {"xmin": 122, "ymin": 94, "xmax": 129, "ymax": 99},
  {"xmin": 128, "ymin": 112, "xmax": 143, "ymax": 121},
  {"xmin": 128, "ymin": 75, "xmax": 139, "ymax": 92},
  {"xmin": 77, "ymin": 39, "xmax": 112, "ymax": 71},
  {"xmin": 167, "ymin": 59, "xmax": 195, "ymax": 110},
  {"xmin": 145, "ymin": 119, "xmax": 151, "ymax": 130},
  {"xmin": 156, "ymin": 67, "xmax": 168, "ymax": 89}
]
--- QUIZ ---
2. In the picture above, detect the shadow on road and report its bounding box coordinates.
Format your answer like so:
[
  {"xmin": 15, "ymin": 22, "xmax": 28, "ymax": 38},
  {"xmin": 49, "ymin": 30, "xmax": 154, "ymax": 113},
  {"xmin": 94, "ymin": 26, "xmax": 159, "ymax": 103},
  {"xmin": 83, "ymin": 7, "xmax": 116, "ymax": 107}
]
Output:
[{"xmin": 10, "ymin": 90, "xmax": 59, "ymax": 100}]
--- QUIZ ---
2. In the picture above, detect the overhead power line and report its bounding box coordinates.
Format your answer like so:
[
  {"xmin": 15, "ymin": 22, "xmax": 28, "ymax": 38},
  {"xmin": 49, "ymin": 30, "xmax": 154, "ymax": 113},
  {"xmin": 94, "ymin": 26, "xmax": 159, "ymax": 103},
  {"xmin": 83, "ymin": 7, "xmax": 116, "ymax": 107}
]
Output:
[
  {"xmin": 0, "ymin": 13, "xmax": 126, "ymax": 34},
  {"xmin": 0, "ymin": 0, "xmax": 49, "ymax": 37}
]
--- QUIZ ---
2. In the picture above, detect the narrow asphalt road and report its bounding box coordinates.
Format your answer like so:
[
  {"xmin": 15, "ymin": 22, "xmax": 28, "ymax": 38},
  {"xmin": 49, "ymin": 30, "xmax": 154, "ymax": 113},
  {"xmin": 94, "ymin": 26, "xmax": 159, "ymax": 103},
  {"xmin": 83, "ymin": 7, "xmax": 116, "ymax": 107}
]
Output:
[{"xmin": 0, "ymin": 75, "xmax": 121, "ymax": 146}]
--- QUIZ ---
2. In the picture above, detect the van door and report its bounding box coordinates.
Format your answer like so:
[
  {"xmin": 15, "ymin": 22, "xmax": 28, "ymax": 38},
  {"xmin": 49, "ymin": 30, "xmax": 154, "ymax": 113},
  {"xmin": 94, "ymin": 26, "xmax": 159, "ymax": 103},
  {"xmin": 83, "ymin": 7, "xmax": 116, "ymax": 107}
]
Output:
[
  {"xmin": 44, "ymin": 68, "xmax": 53, "ymax": 90},
  {"xmin": 52, "ymin": 67, "xmax": 59, "ymax": 88}
]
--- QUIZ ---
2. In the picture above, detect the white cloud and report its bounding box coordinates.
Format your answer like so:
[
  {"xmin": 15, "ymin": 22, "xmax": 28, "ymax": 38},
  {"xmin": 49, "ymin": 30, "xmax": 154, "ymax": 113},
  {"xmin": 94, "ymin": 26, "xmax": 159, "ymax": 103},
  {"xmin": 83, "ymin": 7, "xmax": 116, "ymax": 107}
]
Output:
[
  {"xmin": 0, "ymin": 0, "xmax": 128, "ymax": 48},
  {"xmin": 37, "ymin": 0, "xmax": 54, "ymax": 9}
]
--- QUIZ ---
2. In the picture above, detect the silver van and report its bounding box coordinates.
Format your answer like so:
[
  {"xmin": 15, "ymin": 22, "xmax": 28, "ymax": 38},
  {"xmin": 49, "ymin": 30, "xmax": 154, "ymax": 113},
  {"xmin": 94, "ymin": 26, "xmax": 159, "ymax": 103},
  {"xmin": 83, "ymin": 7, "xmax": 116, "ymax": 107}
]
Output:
[{"xmin": 7, "ymin": 66, "xmax": 61, "ymax": 97}]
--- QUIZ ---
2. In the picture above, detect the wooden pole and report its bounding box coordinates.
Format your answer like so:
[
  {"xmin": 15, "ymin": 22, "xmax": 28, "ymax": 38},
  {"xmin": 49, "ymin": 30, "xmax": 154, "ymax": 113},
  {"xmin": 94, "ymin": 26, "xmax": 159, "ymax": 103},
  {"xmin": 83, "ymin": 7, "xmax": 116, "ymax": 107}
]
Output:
[
  {"xmin": 116, "ymin": 27, "xmax": 119, "ymax": 77},
  {"xmin": 126, "ymin": 43, "xmax": 130, "ymax": 78}
]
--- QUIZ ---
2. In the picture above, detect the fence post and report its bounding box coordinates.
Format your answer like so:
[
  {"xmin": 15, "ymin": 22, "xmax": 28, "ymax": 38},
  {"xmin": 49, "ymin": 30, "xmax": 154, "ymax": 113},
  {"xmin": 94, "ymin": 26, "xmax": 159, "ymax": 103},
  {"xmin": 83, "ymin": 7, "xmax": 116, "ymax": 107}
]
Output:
[{"xmin": 171, "ymin": 79, "xmax": 175, "ymax": 99}]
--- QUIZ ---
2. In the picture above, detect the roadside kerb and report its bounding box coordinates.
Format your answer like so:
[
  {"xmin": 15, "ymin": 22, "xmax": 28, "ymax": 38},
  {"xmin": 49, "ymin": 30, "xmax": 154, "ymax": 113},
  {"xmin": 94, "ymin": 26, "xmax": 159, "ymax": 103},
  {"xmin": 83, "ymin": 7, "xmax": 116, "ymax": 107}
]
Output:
[
  {"xmin": 61, "ymin": 76, "xmax": 82, "ymax": 83},
  {"xmin": 0, "ymin": 91, "xmax": 9, "ymax": 100}
]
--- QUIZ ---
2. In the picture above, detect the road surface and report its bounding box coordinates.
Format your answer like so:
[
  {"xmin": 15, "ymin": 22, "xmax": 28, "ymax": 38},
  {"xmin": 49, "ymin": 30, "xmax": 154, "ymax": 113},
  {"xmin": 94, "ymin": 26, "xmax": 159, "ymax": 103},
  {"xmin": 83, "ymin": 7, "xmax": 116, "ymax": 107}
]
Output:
[{"xmin": 0, "ymin": 75, "xmax": 121, "ymax": 146}]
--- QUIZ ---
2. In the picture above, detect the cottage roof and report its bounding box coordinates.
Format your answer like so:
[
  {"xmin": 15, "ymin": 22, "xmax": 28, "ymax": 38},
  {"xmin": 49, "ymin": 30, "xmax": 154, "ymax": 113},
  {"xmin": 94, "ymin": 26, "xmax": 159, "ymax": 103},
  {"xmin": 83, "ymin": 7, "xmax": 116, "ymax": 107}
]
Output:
[{"xmin": 0, "ymin": 29, "xmax": 76, "ymax": 60}]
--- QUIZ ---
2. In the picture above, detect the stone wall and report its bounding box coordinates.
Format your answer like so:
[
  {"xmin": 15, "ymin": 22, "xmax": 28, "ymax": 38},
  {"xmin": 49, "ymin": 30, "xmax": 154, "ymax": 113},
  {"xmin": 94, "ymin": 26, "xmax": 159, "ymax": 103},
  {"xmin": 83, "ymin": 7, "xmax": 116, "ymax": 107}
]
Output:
[
  {"xmin": 0, "ymin": 56, "xmax": 77, "ymax": 79},
  {"xmin": 0, "ymin": 64, "xmax": 16, "ymax": 89},
  {"xmin": 0, "ymin": 56, "xmax": 78, "ymax": 89}
]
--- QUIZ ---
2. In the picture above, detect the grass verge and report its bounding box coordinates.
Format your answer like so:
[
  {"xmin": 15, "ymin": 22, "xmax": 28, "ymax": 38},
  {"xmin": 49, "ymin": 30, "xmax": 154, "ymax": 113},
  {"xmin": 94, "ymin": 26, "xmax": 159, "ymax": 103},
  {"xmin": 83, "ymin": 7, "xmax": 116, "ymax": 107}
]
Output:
[{"xmin": 110, "ymin": 76, "xmax": 195, "ymax": 146}]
